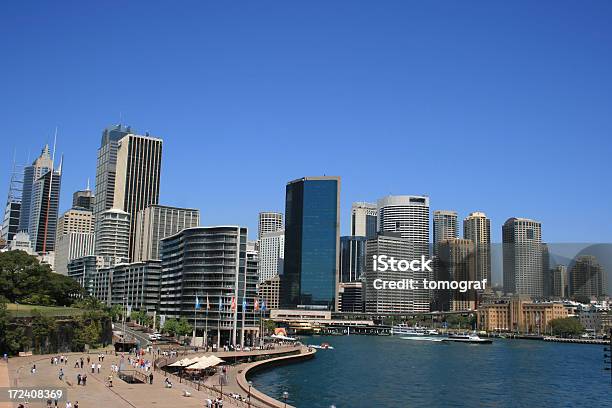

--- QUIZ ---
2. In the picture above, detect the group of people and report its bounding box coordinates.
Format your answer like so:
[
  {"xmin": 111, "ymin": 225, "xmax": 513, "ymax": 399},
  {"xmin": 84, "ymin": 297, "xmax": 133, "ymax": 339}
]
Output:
[
  {"xmin": 51, "ymin": 355, "xmax": 69, "ymax": 366},
  {"xmin": 204, "ymin": 397, "xmax": 224, "ymax": 407}
]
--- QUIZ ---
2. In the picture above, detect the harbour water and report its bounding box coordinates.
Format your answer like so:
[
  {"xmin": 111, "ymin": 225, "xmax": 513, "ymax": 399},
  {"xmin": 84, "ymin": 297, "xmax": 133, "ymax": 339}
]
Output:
[{"xmin": 251, "ymin": 335, "xmax": 611, "ymax": 407}]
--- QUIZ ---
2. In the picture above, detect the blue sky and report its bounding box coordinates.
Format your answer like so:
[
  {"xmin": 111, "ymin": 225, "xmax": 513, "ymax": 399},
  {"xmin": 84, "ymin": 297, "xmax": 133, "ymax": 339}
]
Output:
[{"xmin": 1, "ymin": 1, "xmax": 611, "ymax": 242}]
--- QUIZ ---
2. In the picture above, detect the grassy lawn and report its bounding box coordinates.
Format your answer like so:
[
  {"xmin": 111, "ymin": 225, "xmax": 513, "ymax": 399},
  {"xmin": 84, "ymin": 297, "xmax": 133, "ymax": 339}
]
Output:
[{"xmin": 6, "ymin": 303, "xmax": 85, "ymax": 317}]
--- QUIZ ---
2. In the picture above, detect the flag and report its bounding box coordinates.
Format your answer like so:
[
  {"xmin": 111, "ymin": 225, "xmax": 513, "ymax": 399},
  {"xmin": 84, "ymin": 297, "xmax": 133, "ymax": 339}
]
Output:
[
  {"xmin": 254, "ymin": 298, "xmax": 259, "ymax": 311},
  {"xmin": 261, "ymin": 300, "xmax": 266, "ymax": 311},
  {"xmin": 195, "ymin": 295, "xmax": 201, "ymax": 310},
  {"xmin": 231, "ymin": 297, "xmax": 236, "ymax": 311},
  {"xmin": 242, "ymin": 298, "xmax": 247, "ymax": 311},
  {"xmin": 206, "ymin": 294, "xmax": 210, "ymax": 310}
]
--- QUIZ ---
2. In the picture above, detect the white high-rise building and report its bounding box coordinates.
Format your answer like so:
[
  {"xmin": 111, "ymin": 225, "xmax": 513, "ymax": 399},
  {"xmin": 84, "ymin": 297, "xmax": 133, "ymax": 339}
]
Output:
[
  {"xmin": 377, "ymin": 195, "xmax": 430, "ymax": 312},
  {"xmin": 54, "ymin": 233, "xmax": 95, "ymax": 275},
  {"xmin": 258, "ymin": 212, "xmax": 283, "ymax": 240},
  {"xmin": 350, "ymin": 202, "xmax": 377, "ymax": 238},
  {"xmin": 95, "ymin": 208, "xmax": 130, "ymax": 265},
  {"xmin": 463, "ymin": 212, "xmax": 491, "ymax": 284},
  {"xmin": 258, "ymin": 230, "xmax": 284, "ymax": 282}
]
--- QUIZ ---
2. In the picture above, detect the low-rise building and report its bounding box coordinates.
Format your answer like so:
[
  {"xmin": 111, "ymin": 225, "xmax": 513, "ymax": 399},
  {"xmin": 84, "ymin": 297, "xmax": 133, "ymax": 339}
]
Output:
[{"xmin": 477, "ymin": 296, "xmax": 568, "ymax": 333}]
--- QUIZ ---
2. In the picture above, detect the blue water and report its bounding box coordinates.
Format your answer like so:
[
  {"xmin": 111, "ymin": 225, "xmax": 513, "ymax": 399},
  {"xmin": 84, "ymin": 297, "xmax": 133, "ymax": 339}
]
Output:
[{"xmin": 251, "ymin": 335, "xmax": 611, "ymax": 408}]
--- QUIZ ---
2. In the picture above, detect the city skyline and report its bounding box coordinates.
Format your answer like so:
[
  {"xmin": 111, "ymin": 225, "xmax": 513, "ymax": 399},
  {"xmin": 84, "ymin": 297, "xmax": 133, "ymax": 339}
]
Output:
[{"xmin": 1, "ymin": 2, "xmax": 611, "ymax": 244}]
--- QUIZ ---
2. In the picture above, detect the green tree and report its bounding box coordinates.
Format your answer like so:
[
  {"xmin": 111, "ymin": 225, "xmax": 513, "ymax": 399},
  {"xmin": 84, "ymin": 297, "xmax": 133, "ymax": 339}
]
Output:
[
  {"xmin": 176, "ymin": 317, "xmax": 193, "ymax": 337},
  {"xmin": 163, "ymin": 319, "xmax": 179, "ymax": 336},
  {"xmin": 30, "ymin": 310, "xmax": 57, "ymax": 354},
  {"xmin": 549, "ymin": 317, "xmax": 584, "ymax": 337},
  {"xmin": 263, "ymin": 319, "xmax": 276, "ymax": 335},
  {"xmin": 109, "ymin": 304, "xmax": 123, "ymax": 322}
]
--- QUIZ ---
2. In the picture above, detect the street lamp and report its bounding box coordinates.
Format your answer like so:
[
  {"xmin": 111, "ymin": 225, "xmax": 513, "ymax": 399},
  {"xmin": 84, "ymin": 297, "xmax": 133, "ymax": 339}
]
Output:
[
  {"xmin": 282, "ymin": 391, "xmax": 289, "ymax": 408},
  {"xmin": 247, "ymin": 380, "xmax": 252, "ymax": 407}
]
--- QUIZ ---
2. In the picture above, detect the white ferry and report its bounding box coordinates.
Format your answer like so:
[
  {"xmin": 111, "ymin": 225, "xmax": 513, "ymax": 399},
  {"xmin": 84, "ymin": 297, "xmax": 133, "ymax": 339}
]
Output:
[
  {"xmin": 391, "ymin": 324, "xmax": 440, "ymax": 337},
  {"xmin": 442, "ymin": 333, "xmax": 492, "ymax": 344}
]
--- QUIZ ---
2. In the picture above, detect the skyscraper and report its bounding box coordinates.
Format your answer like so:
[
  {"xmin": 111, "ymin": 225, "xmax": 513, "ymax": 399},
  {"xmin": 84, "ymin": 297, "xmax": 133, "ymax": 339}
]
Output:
[
  {"xmin": 112, "ymin": 133, "xmax": 163, "ymax": 260},
  {"xmin": 569, "ymin": 255, "xmax": 607, "ymax": 298},
  {"xmin": 95, "ymin": 208, "xmax": 130, "ymax": 264},
  {"xmin": 502, "ymin": 218, "xmax": 543, "ymax": 297},
  {"xmin": 72, "ymin": 182, "xmax": 94, "ymax": 210},
  {"xmin": 552, "ymin": 265, "xmax": 568, "ymax": 298},
  {"xmin": 93, "ymin": 125, "xmax": 132, "ymax": 220},
  {"xmin": 19, "ymin": 144, "xmax": 53, "ymax": 233},
  {"xmin": 258, "ymin": 230, "xmax": 284, "ymax": 282},
  {"xmin": 54, "ymin": 207, "xmax": 95, "ymax": 275},
  {"xmin": 433, "ymin": 210, "xmax": 457, "ymax": 253},
  {"xmin": 364, "ymin": 233, "xmax": 414, "ymax": 314},
  {"xmin": 436, "ymin": 238, "xmax": 476, "ymax": 311},
  {"xmin": 377, "ymin": 195, "xmax": 430, "ymax": 255},
  {"xmin": 258, "ymin": 212, "xmax": 283, "ymax": 240},
  {"xmin": 377, "ymin": 195, "xmax": 430, "ymax": 312},
  {"xmin": 350, "ymin": 202, "xmax": 377, "ymax": 239},
  {"xmin": 1, "ymin": 161, "xmax": 23, "ymax": 242},
  {"xmin": 133, "ymin": 204, "xmax": 200, "ymax": 262},
  {"xmin": 281, "ymin": 176, "xmax": 340, "ymax": 310},
  {"xmin": 463, "ymin": 212, "xmax": 491, "ymax": 285},
  {"xmin": 339, "ymin": 236, "xmax": 367, "ymax": 283},
  {"xmin": 28, "ymin": 160, "xmax": 62, "ymax": 254}
]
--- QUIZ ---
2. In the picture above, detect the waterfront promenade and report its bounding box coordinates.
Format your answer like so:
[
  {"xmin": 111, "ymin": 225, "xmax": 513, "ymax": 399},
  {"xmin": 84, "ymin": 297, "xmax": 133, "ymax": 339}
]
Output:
[{"xmin": 4, "ymin": 345, "xmax": 313, "ymax": 408}]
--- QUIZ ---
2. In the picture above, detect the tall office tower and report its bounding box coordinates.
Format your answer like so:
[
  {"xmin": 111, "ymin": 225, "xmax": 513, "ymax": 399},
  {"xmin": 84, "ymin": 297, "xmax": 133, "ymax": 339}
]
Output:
[
  {"xmin": 159, "ymin": 226, "xmax": 258, "ymax": 347},
  {"xmin": 54, "ymin": 207, "xmax": 95, "ymax": 275},
  {"xmin": 364, "ymin": 233, "xmax": 415, "ymax": 314},
  {"xmin": 569, "ymin": 255, "xmax": 607, "ymax": 298},
  {"xmin": 377, "ymin": 195, "xmax": 430, "ymax": 311},
  {"xmin": 350, "ymin": 202, "xmax": 377, "ymax": 239},
  {"xmin": 95, "ymin": 209, "xmax": 130, "ymax": 264},
  {"xmin": 133, "ymin": 205, "xmax": 200, "ymax": 262},
  {"xmin": 258, "ymin": 230, "xmax": 284, "ymax": 282},
  {"xmin": 1, "ymin": 161, "xmax": 23, "ymax": 242},
  {"xmin": 258, "ymin": 276, "xmax": 280, "ymax": 310},
  {"xmin": 339, "ymin": 236, "xmax": 367, "ymax": 283},
  {"xmin": 552, "ymin": 265, "xmax": 568, "ymax": 298},
  {"xmin": 112, "ymin": 133, "xmax": 163, "ymax": 261},
  {"xmin": 541, "ymin": 243, "xmax": 551, "ymax": 296},
  {"xmin": 436, "ymin": 238, "xmax": 476, "ymax": 311},
  {"xmin": 502, "ymin": 218, "xmax": 543, "ymax": 297},
  {"xmin": 281, "ymin": 176, "xmax": 340, "ymax": 310},
  {"xmin": 433, "ymin": 210, "xmax": 457, "ymax": 254},
  {"xmin": 463, "ymin": 212, "xmax": 491, "ymax": 285},
  {"xmin": 93, "ymin": 125, "xmax": 133, "ymax": 219},
  {"xmin": 19, "ymin": 145, "xmax": 54, "ymax": 232},
  {"xmin": 28, "ymin": 162, "xmax": 62, "ymax": 254},
  {"xmin": 72, "ymin": 182, "xmax": 94, "ymax": 210},
  {"xmin": 377, "ymin": 195, "xmax": 430, "ymax": 255},
  {"xmin": 258, "ymin": 212, "xmax": 283, "ymax": 239}
]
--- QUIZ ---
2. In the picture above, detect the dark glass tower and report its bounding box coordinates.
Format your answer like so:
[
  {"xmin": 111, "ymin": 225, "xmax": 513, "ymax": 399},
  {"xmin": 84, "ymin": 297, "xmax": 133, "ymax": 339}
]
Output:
[{"xmin": 281, "ymin": 176, "xmax": 340, "ymax": 310}]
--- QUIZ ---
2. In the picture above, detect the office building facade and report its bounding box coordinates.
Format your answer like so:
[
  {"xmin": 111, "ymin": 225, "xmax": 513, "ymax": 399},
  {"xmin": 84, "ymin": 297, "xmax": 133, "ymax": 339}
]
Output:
[
  {"xmin": 463, "ymin": 212, "xmax": 491, "ymax": 285},
  {"xmin": 502, "ymin": 218, "xmax": 543, "ymax": 297},
  {"xmin": 54, "ymin": 233, "xmax": 95, "ymax": 275},
  {"xmin": 569, "ymin": 255, "xmax": 607, "ymax": 298},
  {"xmin": 159, "ymin": 226, "xmax": 258, "ymax": 347},
  {"xmin": 281, "ymin": 176, "xmax": 340, "ymax": 310},
  {"xmin": 258, "ymin": 230, "xmax": 284, "ymax": 282},
  {"xmin": 133, "ymin": 205, "xmax": 200, "ymax": 262},
  {"xmin": 339, "ymin": 236, "xmax": 367, "ymax": 283},
  {"xmin": 350, "ymin": 202, "xmax": 377, "ymax": 239},
  {"xmin": 110, "ymin": 260, "xmax": 162, "ymax": 314},
  {"xmin": 95, "ymin": 209, "xmax": 130, "ymax": 264},
  {"xmin": 28, "ymin": 164, "xmax": 62, "ymax": 254},
  {"xmin": 433, "ymin": 210, "xmax": 458, "ymax": 252},
  {"xmin": 259, "ymin": 275, "xmax": 280, "ymax": 310},
  {"xmin": 19, "ymin": 145, "xmax": 53, "ymax": 233},
  {"xmin": 436, "ymin": 238, "xmax": 476, "ymax": 311},
  {"xmin": 258, "ymin": 212, "xmax": 283, "ymax": 240}
]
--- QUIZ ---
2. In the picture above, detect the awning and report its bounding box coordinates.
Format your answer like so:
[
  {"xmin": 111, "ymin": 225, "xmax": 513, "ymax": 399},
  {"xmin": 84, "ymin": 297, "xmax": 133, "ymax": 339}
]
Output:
[
  {"xmin": 168, "ymin": 357, "xmax": 199, "ymax": 367},
  {"xmin": 270, "ymin": 334, "xmax": 297, "ymax": 341},
  {"xmin": 186, "ymin": 355, "xmax": 225, "ymax": 370}
]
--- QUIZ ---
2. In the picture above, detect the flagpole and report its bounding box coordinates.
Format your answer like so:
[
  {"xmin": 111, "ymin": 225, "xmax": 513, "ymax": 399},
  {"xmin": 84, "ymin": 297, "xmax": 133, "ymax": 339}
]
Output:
[
  {"xmin": 205, "ymin": 295, "xmax": 209, "ymax": 349},
  {"xmin": 193, "ymin": 294, "xmax": 197, "ymax": 346}
]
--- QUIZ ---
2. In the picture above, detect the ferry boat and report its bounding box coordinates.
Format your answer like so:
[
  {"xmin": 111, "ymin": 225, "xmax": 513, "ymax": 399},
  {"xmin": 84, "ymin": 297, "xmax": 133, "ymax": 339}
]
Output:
[
  {"xmin": 442, "ymin": 333, "xmax": 492, "ymax": 344},
  {"xmin": 391, "ymin": 324, "xmax": 440, "ymax": 337},
  {"xmin": 308, "ymin": 342, "xmax": 334, "ymax": 350}
]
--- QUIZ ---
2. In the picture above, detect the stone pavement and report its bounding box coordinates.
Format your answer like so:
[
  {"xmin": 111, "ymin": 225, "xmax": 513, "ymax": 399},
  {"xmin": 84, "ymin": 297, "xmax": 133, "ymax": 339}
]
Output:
[
  {"xmin": 1, "ymin": 358, "xmax": 11, "ymax": 408},
  {"xmin": 7, "ymin": 352, "xmax": 251, "ymax": 408}
]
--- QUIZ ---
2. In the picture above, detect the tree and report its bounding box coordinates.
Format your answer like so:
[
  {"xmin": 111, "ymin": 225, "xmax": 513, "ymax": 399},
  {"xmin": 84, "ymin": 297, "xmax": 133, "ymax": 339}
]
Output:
[
  {"xmin": 109, "ymin": 304, "xmax": 123, "ymax": 322},
  {"xmin": 549, "ymin": 317, "xmax": 584, "ymax": 337},
  {"xmin": 263, "ymin": 319, "xmax": 276, "ymax": 335},
  {"xmin": 163, "ymin": 319, "xmax": 179, "ymax": 336},
  {"xmin": 30, "ymin": 310, "xmax": 57, "ymax": 354},
  {"xmin": 176, "ymin": 317, "xmax": 193, "ymax": 337}
]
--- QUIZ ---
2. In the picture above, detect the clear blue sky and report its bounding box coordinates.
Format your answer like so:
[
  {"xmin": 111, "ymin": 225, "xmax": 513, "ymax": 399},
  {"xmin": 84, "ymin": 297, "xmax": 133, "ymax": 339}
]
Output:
[{"xmin": 1, "ymin": 1, "xmax": 611, "ymax": 242}]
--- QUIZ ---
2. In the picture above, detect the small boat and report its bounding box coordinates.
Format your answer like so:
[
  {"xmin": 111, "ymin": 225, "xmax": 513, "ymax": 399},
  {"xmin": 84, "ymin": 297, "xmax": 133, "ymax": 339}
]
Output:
[
  {"xmin": 442, "ymin": 333, "xmax": 492, "ymax": 344},
  {"xmin": 308, "ymin": 342, "xmax": 334, "ymax": 350}
]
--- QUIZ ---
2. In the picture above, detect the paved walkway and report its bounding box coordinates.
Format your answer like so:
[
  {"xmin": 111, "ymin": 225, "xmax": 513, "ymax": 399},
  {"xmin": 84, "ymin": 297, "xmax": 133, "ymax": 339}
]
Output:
[
  {"xmin": 0, "ymin": 359, "xmax": 11, "ymax": 408},
  {"xmin": 6, "ymin": 352, "xmax": 250, "ymax": 408}
]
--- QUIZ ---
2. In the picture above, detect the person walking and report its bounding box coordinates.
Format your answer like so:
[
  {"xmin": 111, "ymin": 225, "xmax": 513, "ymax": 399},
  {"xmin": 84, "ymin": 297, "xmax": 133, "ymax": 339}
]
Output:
[
  {"xmin": 108, "ymin": 374, "xmax": 113, "ymax": 387},
  {"xmin": 77, "ymin": 373, "xmax": 81, "ymax": 385},
  {"xmin": 58, "ymin": 368, "xmax": 64, "ymax": 381},
  {"xmin": 82, "ymin": 373, "xmax": 87, "ymax": 386},
  {"xmin": 91, "ymin": 363, "xmax": 95, "ymax": 374},
  {"xmin": 80, "ymin": 357, "xmax": 84, "ymax": 369},
  {"xmin": 149, "ymin": 372, "xmax": 153, "ymax": 384},
  {"xmin": 97, "ymin": 362, "xmax": 101, "ymax": 373}
]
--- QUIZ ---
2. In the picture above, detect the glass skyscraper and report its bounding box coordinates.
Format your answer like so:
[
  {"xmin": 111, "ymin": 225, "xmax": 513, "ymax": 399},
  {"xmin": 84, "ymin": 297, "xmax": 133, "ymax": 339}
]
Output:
[{"xmin": 281, "ymin": 176, "xmax": 340, "ymax": 310}]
